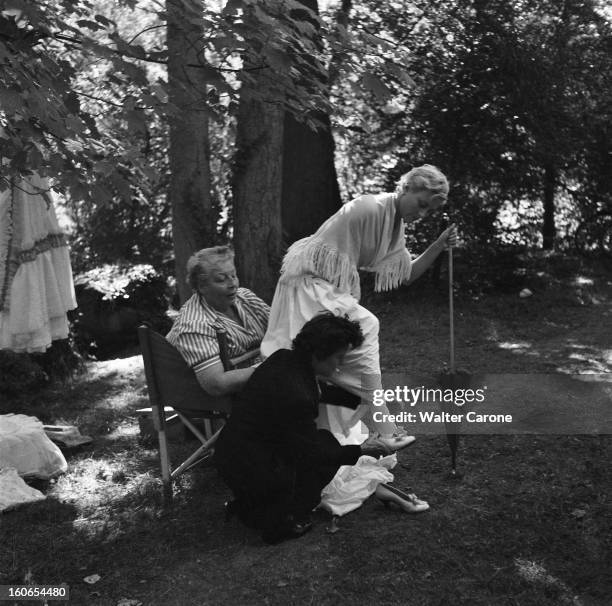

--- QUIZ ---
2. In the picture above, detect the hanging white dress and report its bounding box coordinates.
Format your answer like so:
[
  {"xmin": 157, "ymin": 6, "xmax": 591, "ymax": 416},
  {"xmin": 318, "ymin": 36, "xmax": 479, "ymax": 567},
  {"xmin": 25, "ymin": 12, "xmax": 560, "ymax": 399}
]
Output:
[{"xmin": 0, "ymin": 173, "xmax": 76, "ymax": 353}]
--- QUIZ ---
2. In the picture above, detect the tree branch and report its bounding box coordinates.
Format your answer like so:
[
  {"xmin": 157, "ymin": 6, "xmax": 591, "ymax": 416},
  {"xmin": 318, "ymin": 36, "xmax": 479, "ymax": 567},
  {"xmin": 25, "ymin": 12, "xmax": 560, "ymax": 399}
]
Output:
[
  {"xmin": 127, "ymin": 24, "xmax": 165, "ymax": 45},
  {"xmin": 51, "ymin": 29, "xmax": 264, "ymax": 74}
]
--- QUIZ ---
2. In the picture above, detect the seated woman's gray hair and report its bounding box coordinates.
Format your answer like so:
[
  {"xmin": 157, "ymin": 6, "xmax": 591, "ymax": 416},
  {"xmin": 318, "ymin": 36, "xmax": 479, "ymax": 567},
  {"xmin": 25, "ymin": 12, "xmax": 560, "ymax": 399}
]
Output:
[{"xmin": 186, "ymin": 245, "xmax": 234, "ymax": 290}]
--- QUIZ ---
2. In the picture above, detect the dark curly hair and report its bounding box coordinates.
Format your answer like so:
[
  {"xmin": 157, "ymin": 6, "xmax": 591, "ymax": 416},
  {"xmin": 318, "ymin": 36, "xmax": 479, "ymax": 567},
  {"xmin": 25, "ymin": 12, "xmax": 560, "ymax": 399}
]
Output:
[{"xmin": 292, "ymin": 313, "xmax": 364, "ymax": 360}]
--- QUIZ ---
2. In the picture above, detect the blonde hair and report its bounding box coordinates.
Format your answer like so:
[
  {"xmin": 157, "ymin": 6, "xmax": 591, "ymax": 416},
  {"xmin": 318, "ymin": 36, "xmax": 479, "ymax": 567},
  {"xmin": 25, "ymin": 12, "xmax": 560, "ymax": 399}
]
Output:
[
  {"xmin": 186, "ymin": 245, "xmax": 234, "ymax": 290},
  {"xmin": 396, "ymin": 164, "xmax": 449, "ymax": 201}
]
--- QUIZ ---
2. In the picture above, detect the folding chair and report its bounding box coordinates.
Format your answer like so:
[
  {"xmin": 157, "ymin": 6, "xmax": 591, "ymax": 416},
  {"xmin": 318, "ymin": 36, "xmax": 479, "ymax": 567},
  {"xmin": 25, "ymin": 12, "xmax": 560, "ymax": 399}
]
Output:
[{"xmin": 138, "ymin": 325, "xmax": 258, "ymax": 498}]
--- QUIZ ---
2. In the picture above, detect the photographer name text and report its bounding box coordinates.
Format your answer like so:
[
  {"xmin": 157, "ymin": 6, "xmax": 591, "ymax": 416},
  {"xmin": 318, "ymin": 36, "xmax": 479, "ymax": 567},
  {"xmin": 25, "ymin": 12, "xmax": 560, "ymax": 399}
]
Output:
[{"xmin": 372, "ymin": 410, "xmax": 513, "ymax": 424}]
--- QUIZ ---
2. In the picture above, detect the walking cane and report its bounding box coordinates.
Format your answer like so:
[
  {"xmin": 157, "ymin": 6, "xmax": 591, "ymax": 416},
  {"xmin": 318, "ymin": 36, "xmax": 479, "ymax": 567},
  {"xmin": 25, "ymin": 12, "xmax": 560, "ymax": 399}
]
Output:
[
  {"xmin": 439, "ymin": 214, "xmax": 464, "ymax": 480},
  {"xmin": 446, "ymin": 229, "xmax": 459, "ymax": 477}
]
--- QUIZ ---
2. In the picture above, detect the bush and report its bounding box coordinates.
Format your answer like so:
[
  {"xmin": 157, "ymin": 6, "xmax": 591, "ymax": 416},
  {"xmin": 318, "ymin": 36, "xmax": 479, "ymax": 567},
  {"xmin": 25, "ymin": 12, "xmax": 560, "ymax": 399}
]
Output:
[
  {"xmin": 72, "ymin": 264, "xmax": 172, "ymax": 358},
  {"xmin": 30, "ymin": 338, "xmax": 85, "ymax": 382},
  {"xmin": 0, "ymin": 350, "xmax": 48, "ymax": 396},
  {"xmin": 0, "ymin": 338, "xmax": 84, "ymax": 400}
]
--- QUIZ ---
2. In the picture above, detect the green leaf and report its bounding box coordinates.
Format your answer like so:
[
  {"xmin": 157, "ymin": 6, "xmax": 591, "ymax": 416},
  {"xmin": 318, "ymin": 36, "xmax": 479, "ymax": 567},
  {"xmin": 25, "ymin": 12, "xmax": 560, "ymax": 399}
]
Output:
[
  {"xmin": 119, "ymin": 61, "xmax": 148, "ymax": 86},
  {"xmin": 0, "ymin": 89, "xmax": 22, "ymax": 115},
  {"xmin": 94, "ymin": 160, "xmax": 114, "ymax": 176},
  {"xmin": 361, "ymin": 72, "xmax": 392, "ymax": 103},
  {"xmin": 27, "ymin": 145, "xmax": 44, "ymax": 170},
  {"xmin": 90, "ymin": 183, "xmax": 113, "ymax": 203},
  {"xmin": 110, "ymin": 174, "xmax": 132, "ymax": 201},
  {"xmin": 151, "ymin": 82, "xmax": 168, "ymax": 103},
  {"xmin": 76, "ymin": 19, "xmax": 105, "ymax": 31},
  {"xmin": 49, "ymin": 153, "xmax": 64, "ymax": 174},
  {"xmin": 387, "ymin": 63, "xmax": 415, "ymax": 88},
  {"xmin": 65, "ymin": 115, "xmax": 86, "ymax": 134},
  {"xmin": 128, "ymin": 44, "xmax": 147, "ymax": 60},
  {"xmin": 223, "ymin": 0, "xmax": 245, "ymax": 16},
  {"xmin": 265, "ymin": 48, "xmax": 291, "ymax": 72},
  {"xmin": 94, "ymin": 14, "xmax": 114, "ymax": 27},
  {"xmin": 126, "ymin": 110, "xmax": 147, "ymax": 135},
  {"xmin": 108, "ymin": 73, "xmax": 126, "ymax": 86},
  {"xmin": 253, "ymin": 5, "xmax": 277, "ymax": 27},
  {"xmin": 197, "ymin": 63, "xmax": 224, "ymax": 84},
  {"xmin": 64, "ymin": 91, "xmax": 80, "ymax": 114},
  {"xmin": 140, "ymin": 165, "xmax": 158, "ymax": 182}
]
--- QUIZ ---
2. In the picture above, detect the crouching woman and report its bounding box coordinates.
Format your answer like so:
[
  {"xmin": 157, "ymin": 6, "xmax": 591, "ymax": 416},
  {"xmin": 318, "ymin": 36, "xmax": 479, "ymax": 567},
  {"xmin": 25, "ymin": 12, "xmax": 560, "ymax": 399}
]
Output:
[{"xmin": 214, "ymin": 313, "xmax": 388, "ymax": 544}]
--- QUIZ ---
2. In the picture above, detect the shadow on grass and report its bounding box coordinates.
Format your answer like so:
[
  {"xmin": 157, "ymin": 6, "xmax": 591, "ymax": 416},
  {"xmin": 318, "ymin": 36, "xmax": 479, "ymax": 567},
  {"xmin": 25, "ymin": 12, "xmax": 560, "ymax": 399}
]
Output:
[
  {"xmin": 375, "ymin": 255, "xmax": 611, "ymax": 375},
  {"xmin": 1, "ymin": 355, "xmax": 149, "ymax": 443},
  {"xmin": 2, "ymin": 255, "xmax": 610, "ymax": 604},
  {"xmin": 3, "ymin": 434, "xmax": 610, "ymax": 605}
]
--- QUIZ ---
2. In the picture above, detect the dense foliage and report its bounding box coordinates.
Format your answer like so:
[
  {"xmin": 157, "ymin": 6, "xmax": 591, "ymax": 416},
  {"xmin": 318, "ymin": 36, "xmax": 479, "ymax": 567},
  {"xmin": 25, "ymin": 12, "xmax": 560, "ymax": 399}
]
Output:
[
  {"xmin": 330, "ymin": 0, "xmax": 612, "ymax": 251},
  {"xmin": 72, "ymin": 263, "xmax": 171, "ymax": 356},
  {"xmin": 1, "ymin": 0, "xmax": 611, "ymax": 281},
  {"xmin": 0, "ymin": 1, "xmax": 348, "ymax": 279}
]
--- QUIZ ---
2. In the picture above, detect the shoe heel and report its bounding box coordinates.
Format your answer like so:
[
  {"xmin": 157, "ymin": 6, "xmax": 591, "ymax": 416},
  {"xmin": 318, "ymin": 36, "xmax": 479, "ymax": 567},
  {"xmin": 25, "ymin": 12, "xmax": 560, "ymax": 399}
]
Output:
[{"xmin": 382, "ymin": 483, "xmax": 411, "ymax": 500}]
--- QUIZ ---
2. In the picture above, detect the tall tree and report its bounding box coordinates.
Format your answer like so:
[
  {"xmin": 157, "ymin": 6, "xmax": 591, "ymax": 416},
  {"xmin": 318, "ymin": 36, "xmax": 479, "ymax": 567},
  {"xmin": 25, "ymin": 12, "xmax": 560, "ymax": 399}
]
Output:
[
  {"xmin": 1, "ymin": 0, "xmax": 339, "ymax": 299},
  {"xmin": 166, "ymin": 0, "xmax": 216, "ymax": 302},
  {"xmin": 232, "ymin": 0, "xmax": 335, "ymax": 300},
  {"xmin": 280, "ymin": 0, "xmax": 341, "ymax": 244},
  {"xmin": 332, "ymin": 0, "xmax": 612, "ymax": 249},
  {"xmin": 232, "ymin": 77, "xmax": 285, "ymax": 301}
]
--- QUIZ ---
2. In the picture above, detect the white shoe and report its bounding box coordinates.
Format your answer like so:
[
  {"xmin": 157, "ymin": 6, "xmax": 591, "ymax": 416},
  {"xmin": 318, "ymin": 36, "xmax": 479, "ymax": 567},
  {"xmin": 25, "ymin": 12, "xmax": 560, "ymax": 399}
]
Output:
[
  {"xmin": 378, "ymin": 434, "xmax": 416, "ymax": 452},
  {"xmin": 379, "ymin": 484, "xmax": 430, "ymax": 513}
]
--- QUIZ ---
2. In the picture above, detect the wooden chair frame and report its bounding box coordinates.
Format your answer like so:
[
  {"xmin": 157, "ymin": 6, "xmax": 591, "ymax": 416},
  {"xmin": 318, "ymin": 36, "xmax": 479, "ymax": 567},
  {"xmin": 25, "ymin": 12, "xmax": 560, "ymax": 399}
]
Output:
[{"xmin": 138, "ymin": 325, "xmax": 258, "ymax": 498}]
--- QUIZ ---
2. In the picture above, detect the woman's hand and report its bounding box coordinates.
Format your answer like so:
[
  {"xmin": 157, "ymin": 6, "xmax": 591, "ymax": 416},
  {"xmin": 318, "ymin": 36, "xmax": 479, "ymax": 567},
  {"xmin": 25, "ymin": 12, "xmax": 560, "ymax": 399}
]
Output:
[
  {"xmin": 360, "ymin": 436, "xmax": 394, "ymax": 457},
  {"xmin": 404, "ymin": 223, "xmax": 459, "ymax": 285},
  {"xmin": 436, "ymin": 223, "xmax": 458, "ymax": 250}
]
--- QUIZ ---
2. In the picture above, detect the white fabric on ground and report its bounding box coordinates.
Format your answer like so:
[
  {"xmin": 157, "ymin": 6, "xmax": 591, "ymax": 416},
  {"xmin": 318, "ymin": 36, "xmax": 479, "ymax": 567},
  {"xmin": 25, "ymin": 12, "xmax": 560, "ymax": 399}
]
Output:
[
  {"xmin": 0, "ymin": 467, "xmax": 46, "ymax": 512},
  {"xmin": 0, "ymin": 414, "xmax": 68, "ymax": 479},
  {"xmin": 319, "ymin": 420, "xmax": 397, "ymax": 516}
]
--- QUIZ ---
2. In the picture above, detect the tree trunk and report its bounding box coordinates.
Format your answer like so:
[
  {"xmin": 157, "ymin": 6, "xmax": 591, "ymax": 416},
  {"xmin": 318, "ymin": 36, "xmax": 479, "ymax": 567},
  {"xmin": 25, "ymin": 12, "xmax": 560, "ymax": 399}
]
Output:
[
  {"xmin": 281, "ymin": 111, "xmax": 341, "ymax": 243},
  {"xmin": 281, "ymin": 0, "xmax": 341, "ymax": 243},
  {"xmin": 232, "ymin": 0, "xmax": 340, "ymax": 299},
  {"xmin": 167, "ymin": 0, "xmax": 215, "ymax": 304},
  {"xmin": 233, "ymin": 93, "xmax": 285, "ymax": 302},
  {"xmin": 542, "ymin": 164, "xmax": 556, "ymax": 250}
]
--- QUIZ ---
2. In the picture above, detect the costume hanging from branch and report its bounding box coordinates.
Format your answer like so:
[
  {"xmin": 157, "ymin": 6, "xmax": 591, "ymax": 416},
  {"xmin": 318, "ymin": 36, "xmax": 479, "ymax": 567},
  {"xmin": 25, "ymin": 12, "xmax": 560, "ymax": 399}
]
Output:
[{"xmin": 0, "ymin": 173, "xmax": 76, "ymax": 352}]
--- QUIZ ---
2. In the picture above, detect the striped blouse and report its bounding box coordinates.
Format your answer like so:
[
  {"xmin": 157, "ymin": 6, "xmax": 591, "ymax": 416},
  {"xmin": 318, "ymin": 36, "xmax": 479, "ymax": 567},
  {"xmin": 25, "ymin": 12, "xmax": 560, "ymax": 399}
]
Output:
[{"xmin": 166, "ymin": 287, "xmax": 269, "ymax": 376}]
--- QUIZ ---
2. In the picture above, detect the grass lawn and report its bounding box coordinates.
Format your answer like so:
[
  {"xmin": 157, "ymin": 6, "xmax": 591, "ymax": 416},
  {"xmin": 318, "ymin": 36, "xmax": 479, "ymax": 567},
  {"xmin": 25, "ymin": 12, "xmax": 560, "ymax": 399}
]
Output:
[{"xmin": 1, "ymin": 254, "xmax": 611, "ymax": 606}]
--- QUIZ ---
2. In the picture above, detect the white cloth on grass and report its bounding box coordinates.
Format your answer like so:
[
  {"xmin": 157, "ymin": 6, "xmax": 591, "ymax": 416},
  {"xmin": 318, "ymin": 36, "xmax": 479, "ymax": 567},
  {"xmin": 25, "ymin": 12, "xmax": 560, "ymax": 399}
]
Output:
[
  {"xmin": 0, "ymin": 467, "xmax": 46, "ymax": 512},
  {"xmin": 0, "ymin": 414, "xmax": 68, "ymax": 479}
]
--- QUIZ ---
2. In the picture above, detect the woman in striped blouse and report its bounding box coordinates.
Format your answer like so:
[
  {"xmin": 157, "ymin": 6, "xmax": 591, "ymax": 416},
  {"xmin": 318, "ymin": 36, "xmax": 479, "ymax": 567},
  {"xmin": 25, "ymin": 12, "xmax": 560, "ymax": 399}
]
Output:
[{"xmin": 166, "ymin": 246, "xmax": 270, "ymax": 396}]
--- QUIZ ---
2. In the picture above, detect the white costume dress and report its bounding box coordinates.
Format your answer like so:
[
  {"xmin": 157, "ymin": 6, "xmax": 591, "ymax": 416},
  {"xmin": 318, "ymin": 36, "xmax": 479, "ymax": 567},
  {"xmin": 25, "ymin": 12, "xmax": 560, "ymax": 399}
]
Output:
[
  {"xmin": 0, "ymin": 174, "xmax": 76, "ymax": 353},
  {"xmin": 0, "ymin": 176, "xmax": 74, "ymax": 503},
  {"xmin": 261, "ymin": 193, "xmax": 412, "ymax": 515}
]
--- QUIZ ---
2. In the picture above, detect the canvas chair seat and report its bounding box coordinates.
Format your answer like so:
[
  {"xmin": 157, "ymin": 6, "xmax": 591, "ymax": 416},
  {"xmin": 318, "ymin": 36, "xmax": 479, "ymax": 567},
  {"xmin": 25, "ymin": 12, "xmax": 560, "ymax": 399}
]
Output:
[{"xmin": 138, "ymin": 325, "xmax": 259, "ymax": 497}]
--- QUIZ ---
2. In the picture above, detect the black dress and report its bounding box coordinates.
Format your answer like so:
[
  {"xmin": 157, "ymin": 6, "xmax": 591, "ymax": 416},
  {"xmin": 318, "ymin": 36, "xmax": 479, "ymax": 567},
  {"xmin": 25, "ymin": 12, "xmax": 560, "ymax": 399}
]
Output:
[{"xmin": 214, "ymin": 348, "xmax": 361, "ymax": 535}]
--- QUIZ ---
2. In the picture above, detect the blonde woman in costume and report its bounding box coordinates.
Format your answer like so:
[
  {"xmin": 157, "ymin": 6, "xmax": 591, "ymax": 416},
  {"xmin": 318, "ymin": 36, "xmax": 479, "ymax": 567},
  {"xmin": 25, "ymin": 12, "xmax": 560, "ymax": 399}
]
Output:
[{"xmin": 261, "ymin": 164, "xmax": 457, "ymax": 515}]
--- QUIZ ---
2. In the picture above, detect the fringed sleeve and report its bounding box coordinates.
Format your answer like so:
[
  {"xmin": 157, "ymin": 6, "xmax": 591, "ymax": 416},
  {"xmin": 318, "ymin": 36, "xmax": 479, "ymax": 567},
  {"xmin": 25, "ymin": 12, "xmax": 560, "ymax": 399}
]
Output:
[
  {"xmin": 370, "ymin": 248, "xmax": 412, "ymax": 292},
  {"xmin": 280, "ymin": 237, "xmax": 361, "ymax": 299}
]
